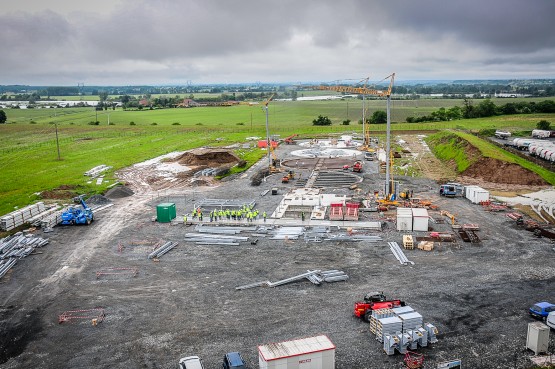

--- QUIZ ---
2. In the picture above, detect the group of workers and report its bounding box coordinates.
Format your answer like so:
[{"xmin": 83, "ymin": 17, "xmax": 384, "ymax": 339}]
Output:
[{"xmin": 184, "ymin": 205, "xmax": 267, "ymax": 224}]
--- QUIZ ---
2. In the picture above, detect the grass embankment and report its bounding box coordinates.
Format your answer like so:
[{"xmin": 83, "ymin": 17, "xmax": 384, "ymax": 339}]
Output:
[
  {"xmin": 426, "ymin": 131, "xmax": 555, "ymax": 185},
  {"xmin": 2, "ymin": 101, "xmax": 555, "ymax": 216}
]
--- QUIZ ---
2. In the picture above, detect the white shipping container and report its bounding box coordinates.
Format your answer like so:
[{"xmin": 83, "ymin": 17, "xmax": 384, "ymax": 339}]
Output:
[
  {"xmin": 396, "ymin": 208, "xmax": 413, "ymax": 231},
  {"xmin": 258, "ymin": 335, "xmax": 335, "ymax": 369},
  {"xmin": 464, "ymin": 186, "xmax": 489, "ymax": 204},
  {"xmin": 411, "ymin": 208, "xmax": 429, "ymax": 232}
]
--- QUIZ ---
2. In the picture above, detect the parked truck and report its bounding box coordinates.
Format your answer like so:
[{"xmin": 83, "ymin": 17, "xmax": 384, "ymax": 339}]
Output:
[{"xmin": 439, "ymin": 183, "xmax": 463, "ymax": 197}]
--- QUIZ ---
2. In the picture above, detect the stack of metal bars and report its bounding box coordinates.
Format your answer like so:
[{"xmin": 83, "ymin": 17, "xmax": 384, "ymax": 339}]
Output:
[
  {"xmin": 147, "ymin": 241, "xmax": 178, "ymax": 259},
  {"xmin": 387, "ymin": 241, "xmax": 414, "ymax": 265},
  {"xmin": 0, "ymin": 259, "xmax": 17, "ymax": 279},
  {"xmin": 195, "ymin": 225, "xmax": 257, "ymax": 234},
  {"xmin": 0, "ymin": 233, "xmax": 49, "ymax": 259},
  {"xmin": 235, "ymin": 269, "xmax": 349, "ymax": 290},
  {"xmin": 271, "ymin": 227, "xmax": 305, "ymax": 240},
  {"xmin": 195, "ymin": 198, "xmax": 256, "ymax": 210},
  {"xmin": 184, "ymin": 233, "xmax": 248, "ymax": 246},
  {"xmin": 320, "ymin": 270, "xmax": 349, "ymax": 282}
]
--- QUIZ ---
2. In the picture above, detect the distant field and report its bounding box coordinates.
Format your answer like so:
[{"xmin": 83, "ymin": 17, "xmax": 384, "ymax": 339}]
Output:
[{"xmin": 1, "ymin": 99, "xmax": 554, "ymax": 215}]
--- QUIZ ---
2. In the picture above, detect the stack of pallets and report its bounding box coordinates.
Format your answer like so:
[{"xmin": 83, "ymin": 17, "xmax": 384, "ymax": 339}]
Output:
[{"xmin": 402, "ymin": 235, "xmax": 414, "ymax": 249}]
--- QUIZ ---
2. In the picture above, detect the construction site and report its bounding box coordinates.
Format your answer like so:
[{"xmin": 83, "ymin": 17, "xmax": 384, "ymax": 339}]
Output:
[{"xmin": 1, "ymin": 126, "xmax": 555, "ymax": 369}]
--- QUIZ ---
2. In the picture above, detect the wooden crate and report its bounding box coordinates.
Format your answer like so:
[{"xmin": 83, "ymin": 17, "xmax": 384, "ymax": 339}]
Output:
[
  {"xmin": 417, "ymin": 241, "xmax": 434, "ymax": 251},
  {"xmin": 402, "ymin": 235, "xmax": 414, "ymax": 249}
]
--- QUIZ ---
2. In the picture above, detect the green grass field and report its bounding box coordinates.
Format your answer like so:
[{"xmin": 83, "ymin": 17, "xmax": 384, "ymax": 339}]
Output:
[{"xmin": 1, "ymin": 98, "xmax": 554, "ymax": 215}]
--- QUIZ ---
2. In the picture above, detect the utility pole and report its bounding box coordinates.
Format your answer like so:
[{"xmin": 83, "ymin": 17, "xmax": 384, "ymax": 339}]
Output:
[
  {"xmin": 264, "ymin": 104, "xmax": 271, "ymax": 169},
  {"xmin": 55, "ymin": 122, "xmax": 61, "ymax": 160}
]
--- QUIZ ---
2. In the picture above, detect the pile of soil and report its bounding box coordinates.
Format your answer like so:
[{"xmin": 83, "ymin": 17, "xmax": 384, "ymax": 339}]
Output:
[
  {"xmin": 105, "ymin": 185, "xmax": 134, "ymax": 199},
  {"xmin": 176, "ymin": 148, "xmax": 240, "ymax": 167},
  {"xmin": 463, "ymin": 158, "xmax": 548, "ymax": 186},
  {"xmin": 86, "ymin": 194, "xmax": 111, "ymax": 205},
  {"xmin": 40, "ymin": 185, "xmax": 78, "ymax": 200}
]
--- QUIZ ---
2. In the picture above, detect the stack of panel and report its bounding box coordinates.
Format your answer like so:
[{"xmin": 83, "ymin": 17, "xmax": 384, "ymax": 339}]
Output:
[
  {"xmin": 399, "ymin": 312, "xmax": 423, "ymax": 332},
  {"xmin": 391, "ymin": 306, "xmax": 414, "ymax": 316},
  {"xmin": 1, "ymin": 202, "xmax": 46, "ymax": 231},
  {"xmin": 370, "ymin": 308, "xmax": 394, "ymax": 334},
  {"xmin": 375, "ymin": 316, "xmax": 403, "ymax": 342}
]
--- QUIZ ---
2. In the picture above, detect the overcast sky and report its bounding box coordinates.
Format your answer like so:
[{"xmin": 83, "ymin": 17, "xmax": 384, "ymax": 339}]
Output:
[{"xmin": 2, "ymin": 0, "xmax": 555, "ymax": 85}]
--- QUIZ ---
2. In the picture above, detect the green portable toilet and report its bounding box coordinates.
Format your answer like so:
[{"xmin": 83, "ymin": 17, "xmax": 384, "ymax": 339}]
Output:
[{"xmin": 157, "ymin": 203, "xmax": 176, "ymax": 223}]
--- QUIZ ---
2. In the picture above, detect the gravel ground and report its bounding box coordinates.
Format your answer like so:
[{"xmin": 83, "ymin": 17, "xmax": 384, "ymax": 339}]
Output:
[{"xmin": 1, "ymin": 142, "xmax": 554, "ymax": 369}]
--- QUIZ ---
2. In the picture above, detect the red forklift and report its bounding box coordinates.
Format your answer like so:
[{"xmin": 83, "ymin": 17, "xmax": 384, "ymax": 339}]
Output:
[{"xmin": 354, "ymin": 292, "xmax": 405, "ymax": 321}]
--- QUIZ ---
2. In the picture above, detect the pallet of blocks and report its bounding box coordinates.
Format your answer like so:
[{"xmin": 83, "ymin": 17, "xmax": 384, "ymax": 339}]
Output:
[
  {"xmin": 375, "ymin": 316, "xmax": 403, "ymax": 343},
  {"xmin": 402, "ymin": 235, "xmax": 414, "ymax": 249},
  {"xmin": 369, "ymin": 308, "xmax": 394, "ymax": 334},
  {"xmin": 417, "ymin": 241, "xmax": 434, "ymax": 251}
]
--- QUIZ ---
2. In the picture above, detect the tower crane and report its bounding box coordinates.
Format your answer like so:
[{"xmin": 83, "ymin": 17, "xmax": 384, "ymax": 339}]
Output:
[
  {"xmin": 261, "ymin": 93, "xmax": 280, "ymax": 173},
  {"xmin": 309, "ymin": 73, "xmax": 396, "ymax": 196}
]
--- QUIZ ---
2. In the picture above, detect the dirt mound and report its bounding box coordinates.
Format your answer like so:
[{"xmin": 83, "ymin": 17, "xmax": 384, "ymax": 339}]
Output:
[
  {"xmin": 251, "ymin": 169, "xmax": 270, "ymax": 186},
  {"xmin": 105, "ymin": 185, "xmax": 135, "ymax": 199},
  {"xmin": 176, "ymin": 148, "xmax": 240, "ymax": 167},
  {"xmin": 463, "ymin": 158, "xmax": 548, "ymax": 186},
  {"xmin": 86, "ymin": 194, "xmax": 111, "ymax": 205},
  {"xmin": 40, "ymin": 185, "xmax": 79, "ymax": 200}
]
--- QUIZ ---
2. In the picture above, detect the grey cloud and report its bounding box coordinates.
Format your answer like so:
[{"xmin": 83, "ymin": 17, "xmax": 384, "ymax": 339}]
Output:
[
  {"xmin": 375, "ymin": 0, "xmax": 555, "ymax": 53},
  {"xmin": 1, "ymin": 0, "xmax": 554, "ymax": 84}
]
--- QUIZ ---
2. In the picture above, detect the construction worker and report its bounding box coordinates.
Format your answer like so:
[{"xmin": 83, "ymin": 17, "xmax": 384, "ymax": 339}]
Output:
[
  {"xmin": 199, "ymin": 211, "xmax": 203, "ymax": 221},
  {"xmin": 301, "ymin": 212, "xmax": 305, "ymax": 222},
  {"xmin": 263, "ymin": 211, "xmax": 267, "ymax": 222}
]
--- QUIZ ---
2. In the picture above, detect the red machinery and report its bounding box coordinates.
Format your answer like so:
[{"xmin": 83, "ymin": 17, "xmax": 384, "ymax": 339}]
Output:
[
  {"xmin": 352, "ymin": 160, "xmax": 363, "ymax": 173},
  {"xmin": 354, "ymin": 292, "xmax": 405, "ymax": 321},
  {"xmin": 284, "ymin": 134, "xmax": 298, "ymax": 144}
]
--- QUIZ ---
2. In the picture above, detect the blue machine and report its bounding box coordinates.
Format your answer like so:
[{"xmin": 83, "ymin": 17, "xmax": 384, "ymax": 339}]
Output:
[{"xmin": 60, "ymin": 195, "xmax": 94, "ymax": 225}]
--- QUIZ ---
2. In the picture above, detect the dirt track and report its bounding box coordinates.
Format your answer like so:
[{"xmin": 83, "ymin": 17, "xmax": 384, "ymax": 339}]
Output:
[{"xmin": 1, "ymin": 139, "xmax": 554, "ymax": 369}]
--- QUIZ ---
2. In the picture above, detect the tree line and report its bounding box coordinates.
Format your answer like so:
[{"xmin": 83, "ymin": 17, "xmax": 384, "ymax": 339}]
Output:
[{"xmin": 406, "ymin": 99, "xmax": 555, "ymax": 123}]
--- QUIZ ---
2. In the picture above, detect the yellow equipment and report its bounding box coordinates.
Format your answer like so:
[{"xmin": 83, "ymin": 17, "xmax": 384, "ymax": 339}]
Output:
[
  {"xmin": 262, "ymin": 93, "xmax": 281, "ymax": 173},
  {"xmin": 311, "ymin": 73, "xmax": 395, "ymax": 151},
  {"xmin": 307, "ymin": 73, "xmax": 397, "ymax": 196}
]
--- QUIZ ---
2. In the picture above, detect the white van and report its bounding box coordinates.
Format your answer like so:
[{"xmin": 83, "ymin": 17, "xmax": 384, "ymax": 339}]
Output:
[
  {"xmin": 547, "ymin": 311, "xmax": 555, "ymax": 329},
  {"xmin": 179, "ymin": 356, "xmax": 204, "ymax": 369}
]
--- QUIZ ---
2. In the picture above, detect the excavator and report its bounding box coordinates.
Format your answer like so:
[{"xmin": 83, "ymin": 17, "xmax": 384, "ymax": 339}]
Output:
[{"xmin": 284, "ymin": 134, "xmax": 298, "ymax": 144}]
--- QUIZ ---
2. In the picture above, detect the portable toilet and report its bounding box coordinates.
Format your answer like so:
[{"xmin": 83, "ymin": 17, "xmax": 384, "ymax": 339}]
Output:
[
  {"xmin": 397, "ymin": 208, "xmax": 413, "ymax": 231},
  {"xmin": 156, "ymin": 203, "xmax": 176, "ymax": 223},
  {"xmin": 412, "ymin": 208, "xmax": 429, "ymax": 232}
]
